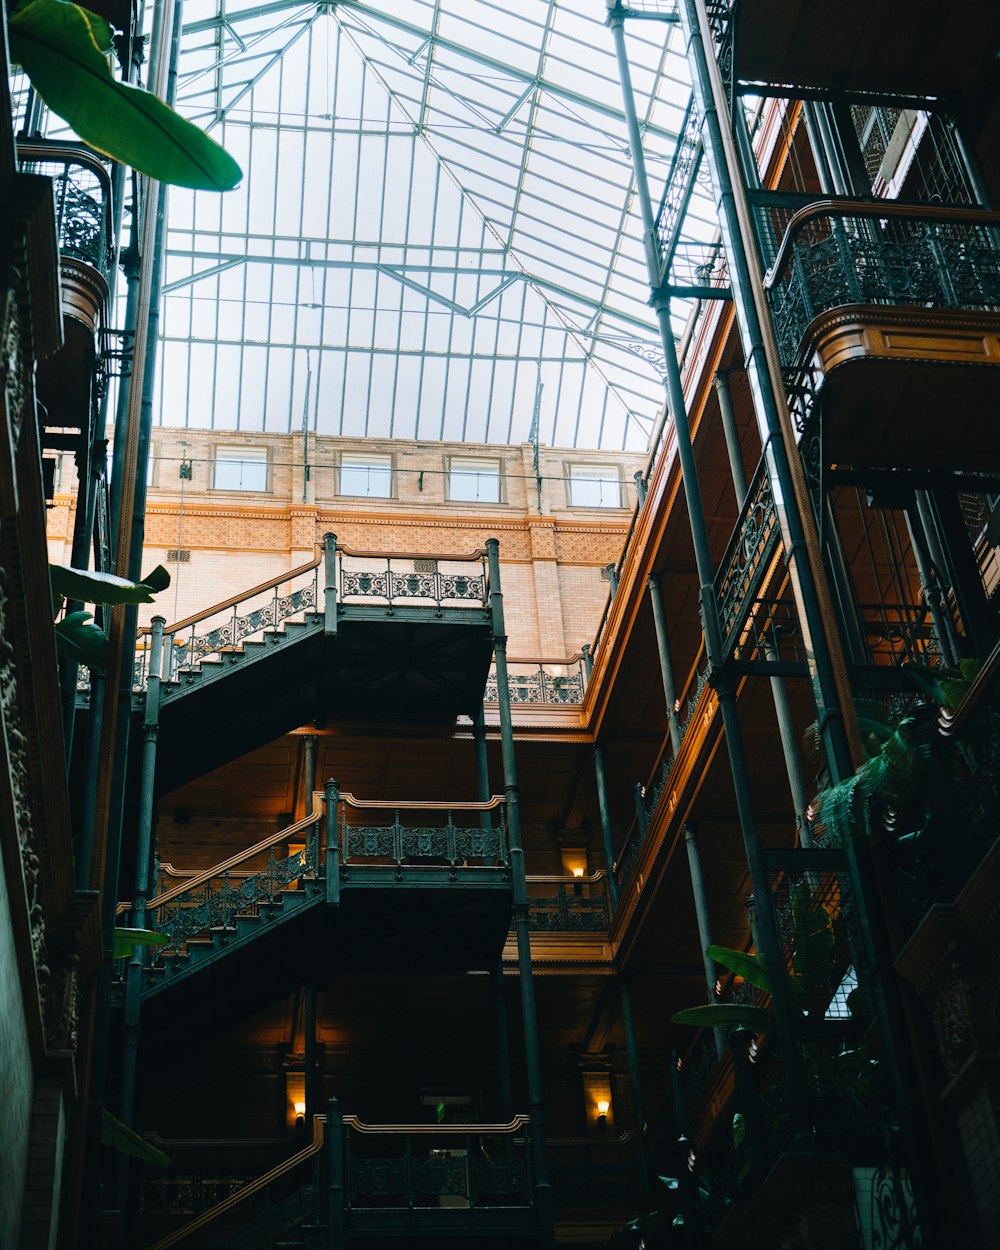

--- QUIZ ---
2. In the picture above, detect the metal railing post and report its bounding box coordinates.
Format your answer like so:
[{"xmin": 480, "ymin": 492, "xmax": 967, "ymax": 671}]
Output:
[
  {"xmin": 323, "ymin": 532, "xmax": 338, "ymax": 637},
  {"xmin": 327, "ymin": 1099, "xmax": 344, "ymax": 1247},
  {"xmin": 325, "ymin": 779, "xmax": 340, "ymax": 906},
  {"xmin": 486, "ymin": 537, "xmax": 553, "ymax": 1244},
  {"xmin": 647, "ymin": 573, "xmax": 683, "ymax": 754},
  {"xmin": 593, "ymin": 744, "xmax": 619, "ymax": 910}
]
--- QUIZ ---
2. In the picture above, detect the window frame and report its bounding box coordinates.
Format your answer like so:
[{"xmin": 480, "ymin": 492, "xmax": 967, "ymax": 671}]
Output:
[
  {"xmin": 337, "ymin": 451, "xmax": 394, "ymax": 500},
  {"xmin": 566, "ymin": 462, "xmax": 623, "ymax": 510},
  {"xmin": 446, "ymin": 455, "xmax": 504, "ymax": 505},
  {"xmin": 212, "ymin": 444, "xmax": 269, "ymax": 493}
]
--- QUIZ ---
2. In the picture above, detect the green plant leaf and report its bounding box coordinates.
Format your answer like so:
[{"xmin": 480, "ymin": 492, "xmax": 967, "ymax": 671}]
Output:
[
  {"xmin": 54, "ymin": 610, "xmax": 108, "ymax": 668},
  {"xmin": 707, "ymin": 944, "xmax": 771, "ymax": 993},
  {"xmin": 9, "ymin": 0, "xmax": 242, "ymax": 190},
  {"xmin": 50, "ymin": 563, "xmax": 170, "ymax": 605},
  {"xmin": 112, "ymin": 927, "xmax": 169, "ymax": 959},
  {"xmin": 101, "ymin": 1108, "xmax": 170, "ymax": 1166},
  {"xmin": 671, "ymin": 1003, "xmax": 770, "ymax": 1032}
]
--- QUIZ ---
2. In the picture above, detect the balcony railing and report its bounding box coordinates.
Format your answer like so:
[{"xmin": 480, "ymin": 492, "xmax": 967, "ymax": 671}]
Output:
[
  {"xmin": 342, "ymin": 1115, "xmax": 535, "ymax": 1216},
  {"xmin": 525, "ymin": 873, "xmax": 610, "ymax": 932},
  {"xmin": 17, "ymin": 141, "xmax": 115, "ymax": 282},
  {"xmin": 136, "ymin": 791, "xmax": 510, "ymax": 958},
  {"xmin": 762, "ymin": 199, "xmax": 1000, "ymax": 368},
  {"xmin": 484, "ymin": 654, "xmax": 587, "ymax": 706}
]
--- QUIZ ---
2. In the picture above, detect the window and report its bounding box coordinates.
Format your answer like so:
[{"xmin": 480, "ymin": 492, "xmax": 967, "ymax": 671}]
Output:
[
  {"xmin": 213, "ymin": 446, "xmax": 268, "ymax": 492},
  {"xmin": 339, "ymin": 452, "xmax": 392, "ymax": 498},
  {"xmin": 448, "ymin": 456, "xmax": 501, "ymax": 504},
  {"xmin": 568, "ymin": 464, "xmax": 621, "ymax": 508}
]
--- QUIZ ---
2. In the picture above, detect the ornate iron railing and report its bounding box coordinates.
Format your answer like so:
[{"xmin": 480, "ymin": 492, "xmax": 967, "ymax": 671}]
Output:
[
  {"xmin": 654, "ymin": 93, "xmax": 705, "ymax": 283},
  {"xmin": 714, "ymin": 456, "xmax": 780, "ymax": 661},
  {"xmin": 763, "ymin": 200, "xmax": 1000, "ymax": 367},
  {"xmin": 336, "ymin": 543, "xmax": 488, "ymax": 614},
  {"xmin": 145, "ymin": 809, "xmax": 324, "ymax": 955},
  {"xmin": 146, "ymin": 1118, "xmax": 326, "ymax": 1250},
  {"xmin": 525, "ymin": 874, "xmax": 610, "ymax": 932},
  {"xmin": 343, "ymin": 1116, "xmax": 534, "ymax": 1213},
  {"xmin": 17, "ymin": 141, "xmax": 115, "ymax": 281},
  {"xmin": 338, "ymin": 792, "xmax": 508, "ymax": 871},
  {"xmin": 132, "ymin": 541, "xmax": 490, "ymax": 688},
  {"xmin": 484, "ymin": 655, "xmax": 587, "ymax": 706},
  {"xmin": 137, "ymin": 554, "xmax": 323, "ymax": 687}
]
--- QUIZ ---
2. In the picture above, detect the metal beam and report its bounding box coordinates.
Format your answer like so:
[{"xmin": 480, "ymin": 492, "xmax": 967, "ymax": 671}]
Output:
[
  {"xmin": 162, "ymin": 249, "xmax": 660, "ymax": 332},
  {"xmin": 180, "ymin": 0, "xmax": 681, "ymax": 142}
]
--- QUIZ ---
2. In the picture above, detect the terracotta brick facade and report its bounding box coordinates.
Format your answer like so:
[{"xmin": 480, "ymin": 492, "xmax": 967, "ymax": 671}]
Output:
[{"xmin": 47, "ymin": 432, "xmax": 644, "ymax": 655}]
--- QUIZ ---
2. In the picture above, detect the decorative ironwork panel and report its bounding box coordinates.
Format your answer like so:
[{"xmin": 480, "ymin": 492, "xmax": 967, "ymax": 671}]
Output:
[
  {"xmin": 654, "ymin": 95, "xmax": 705, "ymax": 282},
  {"xmin": 454, "ymin": 828, "xmax": 507, "ymax": 864},
  {"xmin": 484, "ymin": 662, "xmax": 586, "ymax": 706},
  {"xmin": 350, "ymin": 1158, "xmax": 407, "ymax": 1201},
  {"xmin": 715, "ymin": 460, "xmax": 780, "ymax": 660},
  {"xmin": 341, "ymin": 570, "xmax": 390, "ymax": 600},
  {"xmin": 528, "ymin": 883, "xmax": 609, "ymax": 931},
  {"xmin": 399, "ymin": 826, "xmax": 451, "ymax": 860},
  {"xmin": 767, "ymin": 207, "xmax": 1000, "ymax": 367},
  {"xmin": 471, "ymin": 1157, "xmax": 530, "ymax": 1202},
  {"xmin": 345, "ymin": 826, "xmax": 396, "ymax": 860},
  {"xmin": 169, "ymin": 583, "xmax": 316, "ymax": 678},
  {"xmin": 412, "ymin": 1154, "xmax": 469, "ymax": 1200},
  {"xmin": 439, "ymin": 572, "xmax": 485, "ymax": 601}
]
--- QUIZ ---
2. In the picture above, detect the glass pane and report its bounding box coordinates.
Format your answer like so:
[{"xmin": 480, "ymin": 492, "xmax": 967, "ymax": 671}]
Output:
[
  {"xmin": 340, "ymin": 456, "xmax": 392, "ymax": 498},
  {"xmin": 214, "ymin": 450, "xmax": 267, "ymax": 492},
  {"xmin": 449, "ymin": 460, "xmax": 501, "ymax": 503},
  {"xmin": 569, "ymin": 467, "xmax": 621, "ymax": 508}
]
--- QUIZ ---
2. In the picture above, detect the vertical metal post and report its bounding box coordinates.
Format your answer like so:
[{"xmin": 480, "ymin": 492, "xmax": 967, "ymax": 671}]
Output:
[
  {"xmin": 619, "ymin": 977, "xmax": 651, "ymax": 1199},
  {"xmin": 491, "ymin": 965, "xmax": 514, "ymax": 1122},
  {"xmin": 486, "ymin": 538, "xmax": 553, "ymax": 1244},
  {"xmin": 606, "ymin": 7, "xmax": 812, "ymax": 1138},
  {"xmin": 581, "ymin": 643, "xmax": 593, "ymax": 680},
  {"xmin": 647, "ymin": 574, "xmax": 683, "ymax": 755},
  {"xmin": 117, "ymin": 615, "xmax": 165, "ymax": 1210},
  {"xmin": 323, "ymin": 532, "xmax": 338, "ymax": 637},
  {"xmin": 683, "ymin": 826, "xmax": 726, "ymax": 1060},
  {"xmin": 472, "ymin": 703, "xmax": 493, "ymax": 837},
  {"xmin": 327, "ymin": 1098, "xmax": 344, "ymax": 1248},
  {"xmin": 593, "ymin": 744, "xmax": 619, "ymax": 909},
  {"xmin": 675, "ymin": 0, "xmax": 860, "ymax": 784},
  {"xmin": 325, "ymin": 779, "xmax": 340, "ymax": 907},
  {"xmin": 634, "ymin": 469, "xmax": 647, "ymax": 506},
  {"xmin": 303, "ymin": 733, "xmax": 317, "ymax": 817},
  {"xmin": 713, "ymin": 373, "xmax": 748, "ymax": 500},
  {"xmin": 305, "ymin": 984, "xmax": 318, "ymax": 1126}
]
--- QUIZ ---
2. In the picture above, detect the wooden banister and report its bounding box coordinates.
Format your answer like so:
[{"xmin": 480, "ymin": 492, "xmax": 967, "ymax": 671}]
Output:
[{"xmin": 146, "ymin": 1115, "xmax": 326, "ymax": 1250}]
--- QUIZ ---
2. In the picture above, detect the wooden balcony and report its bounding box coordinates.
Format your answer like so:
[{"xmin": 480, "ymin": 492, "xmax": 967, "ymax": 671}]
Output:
[
  {"xmin": 721, "ymin": 0, "xmax": 1000, "ymax": 99},
  {"xmin": 764, "ymin": 199, "xmax": 1000, "ymax": 471}
]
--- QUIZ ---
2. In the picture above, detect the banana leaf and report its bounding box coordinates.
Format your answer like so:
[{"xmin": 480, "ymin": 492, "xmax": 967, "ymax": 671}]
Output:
[
  {"xmin": 706, "ymin": 943, "xmax": 770, "ymax": 993},
  {"xmin": 9, "ymin": 0, "xmax": 241, "ymax": 190},
  {"xmin": 671, "ymin": 1003, "xmax": 769, "ymax": 1032},
  {"xmin": 101, "ymin": 1108, "xmax": 170, "ymax": 1166},
  {"xmin": 112, "ymin": 927, "xmax": 169, "ymax": 959},
  {"xmin": 51, "ymin": 562, "xmax": 170, "ymax": 605},
  {"xmin": 54, "ymin": 609, "xmax": 108, "ymax": 668}
]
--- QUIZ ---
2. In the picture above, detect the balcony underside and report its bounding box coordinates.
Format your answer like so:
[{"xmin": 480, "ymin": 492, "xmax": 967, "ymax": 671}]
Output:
[
  {"xmin": 137, "ymin": 881, "xmax": 513, "ymax": 1052},
  {"xmin": 731, "ymin": 0, "xmax": 1000, "ymax": 97},
  {"xmin": 803, "ymin": 305, "xmax": 1000, "ymax": 472},
  {"xmin": 135, "ymin": 613, "xmax": 495, "ymax": 794},
  {"xmin": 35, "ymin": 279, "xmax": 105, "ymax": 436}
]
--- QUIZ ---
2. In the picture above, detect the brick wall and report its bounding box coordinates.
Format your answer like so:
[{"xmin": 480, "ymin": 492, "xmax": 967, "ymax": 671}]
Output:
[{"xmin": 49, "ymin": 432, "xmax": 644, "ymax": 657}]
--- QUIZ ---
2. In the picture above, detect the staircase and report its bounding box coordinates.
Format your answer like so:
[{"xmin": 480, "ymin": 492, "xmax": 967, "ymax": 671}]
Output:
[{"xmin": 128, "ymin": 541, "xmax": 495, "ymax": 792}]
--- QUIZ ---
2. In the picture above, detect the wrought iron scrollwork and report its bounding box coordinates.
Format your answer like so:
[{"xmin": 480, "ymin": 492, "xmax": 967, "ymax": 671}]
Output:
[{"xmin": 715, "ymin": 460, "xmax": 780, "ymax": 661}]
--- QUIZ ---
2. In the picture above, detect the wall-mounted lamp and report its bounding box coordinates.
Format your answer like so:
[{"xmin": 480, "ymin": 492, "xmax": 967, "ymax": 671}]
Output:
[
  {"xmin": 294, "ymin": 1101, "xmax": 306, "ymax": 1130},
  {"xmin": 596, "ymin": 1100, "xmax": 609, "ymax": 1133}
]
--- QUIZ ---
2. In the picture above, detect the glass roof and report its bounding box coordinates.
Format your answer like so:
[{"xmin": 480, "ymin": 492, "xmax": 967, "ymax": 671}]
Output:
[
  {"xmin": 9, "ymin": 0, "xmax": 715, "ymax": 451},
  {"xmin": 159, "ymin": 0, "xmax": 722, "ymax": 450}
]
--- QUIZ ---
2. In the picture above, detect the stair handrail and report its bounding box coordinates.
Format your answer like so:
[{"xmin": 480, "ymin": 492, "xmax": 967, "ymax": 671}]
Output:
[
  {"xmin": 339, "ymin": 792, "xmax": 504, "ymax": 811},
  {"xmin": 147, "ymin": 797, "xmax": 325, "ymax": 912},
  {"xmin": 336, "ymin": 542, "xmax": 486, "ymax": 561},
  {"xmin": 137, "ymin": 550, "xmax": 323, "ymax": 638},
  {"xmin": 146, "ymin": 1114, "xmax": 326, "ymax": 1250},
  {"xmin": 343, "ymin": 1114, "xmax": 530, "ymax": 1134}
]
